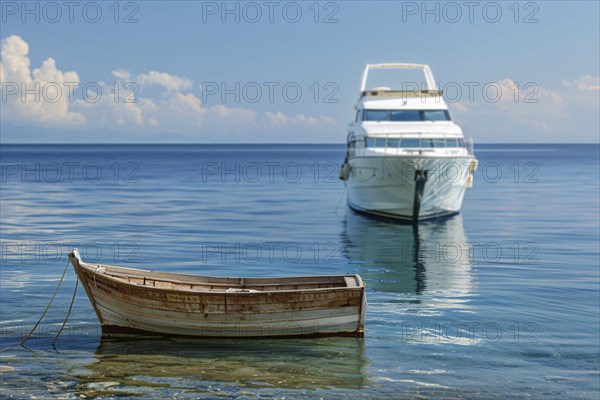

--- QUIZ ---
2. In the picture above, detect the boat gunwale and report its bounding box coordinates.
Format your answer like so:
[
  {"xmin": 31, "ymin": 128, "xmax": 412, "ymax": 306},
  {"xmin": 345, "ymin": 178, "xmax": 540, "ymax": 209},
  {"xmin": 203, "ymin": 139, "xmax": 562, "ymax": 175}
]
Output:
[{"xmin": 72, "ymin": 257, "xmax": 365, "ymax": 296}]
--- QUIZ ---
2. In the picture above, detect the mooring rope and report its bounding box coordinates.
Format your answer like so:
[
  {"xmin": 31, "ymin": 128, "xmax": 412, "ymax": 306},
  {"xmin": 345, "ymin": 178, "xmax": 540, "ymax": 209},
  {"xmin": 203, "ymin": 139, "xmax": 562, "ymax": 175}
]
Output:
[
  {"xmin": 0, "ymin": 257, "xmax": 72, "ymax": 354},
  {"xmin": 335, "ymin": 186, "xmax": 347, "ymax": 214},
  {"xmin": 0, "ymin": 343, "xmax": 17, "ymax": 353},
  {"xmin": 52, "ymin": 278, "xmax": 78, "ymax": 345},
  {"xmin": 0, "ymin": 258, "xmax": 73, "ymax": 352},
  {"xmin": 19, "ymin": 257, "xmax": 71, "ymax": 347},
  {"xmin": 0, "ymin": 257, "xmax": 78, "ymax": 353}
]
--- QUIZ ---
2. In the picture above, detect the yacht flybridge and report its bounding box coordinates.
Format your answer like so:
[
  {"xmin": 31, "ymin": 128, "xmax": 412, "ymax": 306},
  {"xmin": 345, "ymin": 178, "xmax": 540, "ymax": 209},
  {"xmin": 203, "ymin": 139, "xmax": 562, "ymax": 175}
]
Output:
[{"xmin": 339, "ymin": 64, "xmax": 477, "ymax": 221}]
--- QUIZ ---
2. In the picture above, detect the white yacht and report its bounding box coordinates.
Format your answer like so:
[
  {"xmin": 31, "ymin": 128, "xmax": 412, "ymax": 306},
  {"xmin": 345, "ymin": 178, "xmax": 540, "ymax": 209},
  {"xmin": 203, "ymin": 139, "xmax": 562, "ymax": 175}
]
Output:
[{"xmin": 339, "ymin": 64, "xmax": 477, "ymax": 221}]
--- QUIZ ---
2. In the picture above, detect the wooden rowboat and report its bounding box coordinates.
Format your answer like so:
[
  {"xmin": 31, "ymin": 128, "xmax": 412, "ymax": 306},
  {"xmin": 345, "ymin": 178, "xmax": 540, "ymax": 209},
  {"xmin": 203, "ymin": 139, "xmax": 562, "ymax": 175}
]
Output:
[{"xmin": 69, "ymin": 249, "xmax": 366, "ymax": 338}]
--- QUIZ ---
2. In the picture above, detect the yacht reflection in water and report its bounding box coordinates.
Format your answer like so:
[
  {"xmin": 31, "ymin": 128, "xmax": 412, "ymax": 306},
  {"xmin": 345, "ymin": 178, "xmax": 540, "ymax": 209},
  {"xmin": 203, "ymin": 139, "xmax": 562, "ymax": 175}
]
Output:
[
  {"xmin": 341, "ymin": 211, "xmax": 476, "ymax": 310},
  {"xmin": 76, "ymin": 336, "xmax": 369, "ymax": 397}
]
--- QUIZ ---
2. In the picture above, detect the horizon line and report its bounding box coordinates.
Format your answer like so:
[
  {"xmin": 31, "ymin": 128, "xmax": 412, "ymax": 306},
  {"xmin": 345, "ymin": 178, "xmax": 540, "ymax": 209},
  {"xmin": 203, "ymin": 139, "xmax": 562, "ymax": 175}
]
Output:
[{"xmin": 1, "ymin": 142, "xmax": 599, "ymax": 146}]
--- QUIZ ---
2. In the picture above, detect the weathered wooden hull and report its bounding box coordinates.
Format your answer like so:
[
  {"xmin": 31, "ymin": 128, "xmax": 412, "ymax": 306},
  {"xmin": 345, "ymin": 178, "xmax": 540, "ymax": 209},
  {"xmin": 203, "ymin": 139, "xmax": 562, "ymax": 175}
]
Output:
[{"xmin": 69, "ymin": 249, "xmax": 366, "ymax": 338}]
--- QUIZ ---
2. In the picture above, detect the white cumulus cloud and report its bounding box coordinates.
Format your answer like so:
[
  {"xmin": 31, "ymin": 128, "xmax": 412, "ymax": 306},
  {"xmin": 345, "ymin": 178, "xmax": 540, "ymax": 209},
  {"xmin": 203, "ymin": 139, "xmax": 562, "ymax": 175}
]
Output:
[
  {"xmin": 0, "ymin": 35, "xmax": 85, "ymax": 124},
  {"xmin": 1, "ymin": 35, "xmax": 339, "ymax": 141},
  {"xmin": 562, "ymin": 75, "xmax": 600, "ymax": 92},
  {"xmin": 265, "ymin": 111, "xmax": 336, "ymax": 125},
  {"xmin": 111, "ymin": 69, "xmax": 131, "ymax": 80},
  {"xmin": 137, "ymin": 71, "xmax": 193, "ymax": 92}
]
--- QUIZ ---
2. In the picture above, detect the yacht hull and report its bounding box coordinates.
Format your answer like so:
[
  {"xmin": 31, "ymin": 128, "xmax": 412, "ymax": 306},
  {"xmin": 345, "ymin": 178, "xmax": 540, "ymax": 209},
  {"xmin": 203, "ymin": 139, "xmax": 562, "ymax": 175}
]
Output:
[{"xmin": 346, "ymin": 155, "xmax": 474, "ymax": 221}]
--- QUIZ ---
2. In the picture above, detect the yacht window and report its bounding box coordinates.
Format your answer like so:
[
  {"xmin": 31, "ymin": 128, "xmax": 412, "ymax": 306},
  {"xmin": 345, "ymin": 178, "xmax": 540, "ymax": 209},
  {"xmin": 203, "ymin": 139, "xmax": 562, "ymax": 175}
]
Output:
[
  {"xmin": 387, "ymin": 138, "xmax": 400, "ymax": 148},
  {"xmin": 364, "ymin": 110, "xmax": 389, "ymax": 121},
  {"xmin": 363, "ymin": 109, "xmax": 451, "ymax": 122},
  {"xmin": 373, "ymin": 138, "xmax": 464, "ymax": 149},
  {"xmin": 401, "ymin": 138, "xmax": 421, "ymax": 148},
  {"xmin": 391, "ymin": 110, "xmax": 422, "ymax": 121},
  {"xmin": 365, "ymin": 137, "xmax": 389, "ymax": 147},
  {"xmin": 422, "ymin": 110, "xmax": 451, "ymax": 121},
  {"xmin": 355, "ymin": 110, "xmax": 361, "ymax": 121},
  {"xmin": 421, "ymin": 139, "xmax": 434, "ymax": 148},
  {"xmin": 446, "ymin": 138, "xmax": 459, "ymax": 147}
]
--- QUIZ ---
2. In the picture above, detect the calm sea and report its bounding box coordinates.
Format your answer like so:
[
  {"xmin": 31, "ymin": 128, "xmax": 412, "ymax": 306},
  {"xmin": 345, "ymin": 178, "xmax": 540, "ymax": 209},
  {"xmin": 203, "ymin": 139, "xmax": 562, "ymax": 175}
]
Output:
[{"xmin": 0, "ymin": 144, "xmax": 598, "ymax": 399}]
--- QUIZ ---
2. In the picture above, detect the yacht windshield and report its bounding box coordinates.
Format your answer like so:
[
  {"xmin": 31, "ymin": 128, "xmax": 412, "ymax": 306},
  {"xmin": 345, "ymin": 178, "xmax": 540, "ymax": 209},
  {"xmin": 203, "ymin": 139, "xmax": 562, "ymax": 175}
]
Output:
[
  {"xmin": 364, "ymin": 110, "xmax": 389, "ymax": 121},
  {"xmin": 362, "ymin": 110, "xmax": 451, "ymax": 122},
  {"xmin": 391, "ymin": 110, "xmax": 421, "ymax": 121},
  {"xmin": 422, "ymin": 110, "xmax": 450, "ymax": 121}
]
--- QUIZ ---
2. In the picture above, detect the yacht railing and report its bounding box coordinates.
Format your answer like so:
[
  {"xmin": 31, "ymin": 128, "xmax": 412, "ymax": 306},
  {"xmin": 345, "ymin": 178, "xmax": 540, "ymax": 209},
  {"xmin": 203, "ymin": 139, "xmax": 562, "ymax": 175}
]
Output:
[
  {"xmin": 359, "ymin": 90, "xmax": 443, "ymax": 99},
  {"xmin": 466, "ymin": 137, "xmax": 475, "ymax": 156},
  {"xmin": 360, "ymin": 64, "xmax": 437, "ymax": 92}
]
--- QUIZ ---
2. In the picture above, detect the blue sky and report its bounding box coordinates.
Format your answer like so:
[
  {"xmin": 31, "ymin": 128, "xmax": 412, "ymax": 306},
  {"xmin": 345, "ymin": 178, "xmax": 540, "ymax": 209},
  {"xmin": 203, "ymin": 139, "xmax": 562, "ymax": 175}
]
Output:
[{"xmin": 1, "ymin": 0, "xmax": 598, "ymax": 143}]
